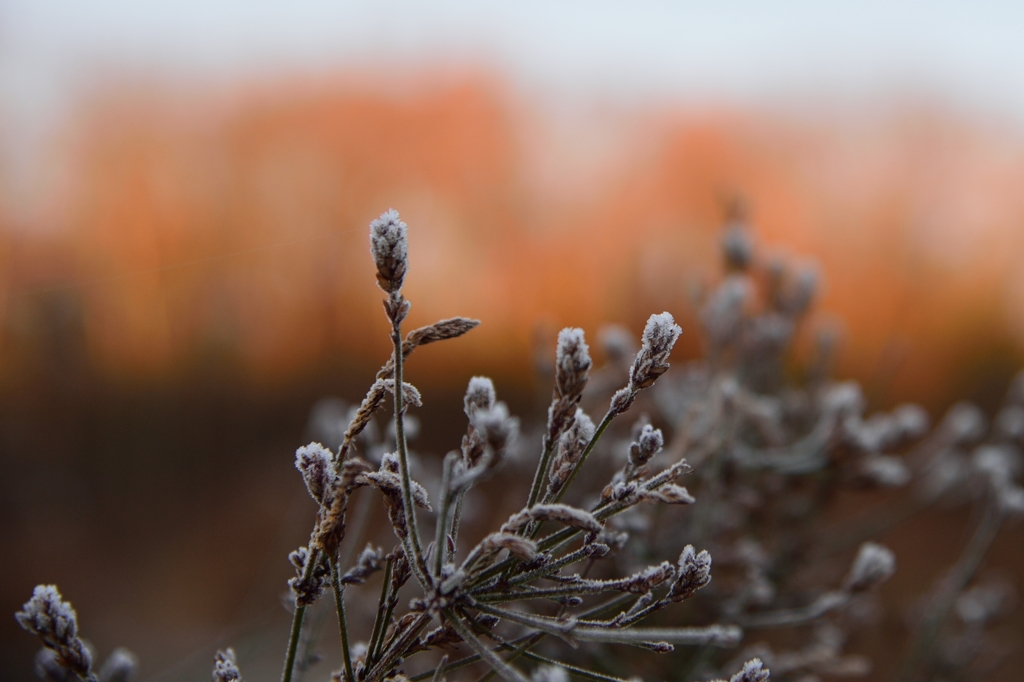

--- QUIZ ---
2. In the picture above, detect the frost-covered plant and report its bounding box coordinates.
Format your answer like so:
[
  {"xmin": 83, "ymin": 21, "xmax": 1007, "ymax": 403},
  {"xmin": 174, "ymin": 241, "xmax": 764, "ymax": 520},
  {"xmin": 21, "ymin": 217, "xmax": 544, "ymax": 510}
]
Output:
[
  {"xmin": 267, "ymin": 209, "xmax": 765, "ymax": 682},
  {"xmin": 16, "ymin": 206, "xmax": 1023, "ymax": 682},
  {"xmin": 15, "ymin": 585, "xmax": 138, "ymax": 682}
]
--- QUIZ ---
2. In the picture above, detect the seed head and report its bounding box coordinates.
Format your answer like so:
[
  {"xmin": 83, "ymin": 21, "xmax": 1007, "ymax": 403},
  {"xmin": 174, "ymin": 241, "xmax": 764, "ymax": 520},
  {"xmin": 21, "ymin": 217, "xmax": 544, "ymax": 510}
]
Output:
[{"xmin": 369, "ymin": 209, "xmax": 408, "ymax": 293}]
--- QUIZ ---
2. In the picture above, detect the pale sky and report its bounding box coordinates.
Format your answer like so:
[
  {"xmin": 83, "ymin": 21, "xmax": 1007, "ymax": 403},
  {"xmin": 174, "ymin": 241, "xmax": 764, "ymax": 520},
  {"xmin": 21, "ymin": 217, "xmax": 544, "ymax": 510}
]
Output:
[{"xmin": 2, "ymin": 0, "xmax": 1024, "ymax": 185}]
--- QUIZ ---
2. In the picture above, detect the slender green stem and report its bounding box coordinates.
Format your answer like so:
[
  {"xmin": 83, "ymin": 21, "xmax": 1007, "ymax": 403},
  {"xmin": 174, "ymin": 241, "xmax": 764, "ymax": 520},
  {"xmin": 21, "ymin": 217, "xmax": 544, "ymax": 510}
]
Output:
[
  {"xmin": 410, "ymin": 596, "xmax": 635, "ymax": 682},
  {"xmin": 366, "ymin": 556, "xmax": 394, "ymax": 666},
  {"xmin": 442, "ymin": 609, "xmax": 528, "ymax": 682},
  {"xmin": 281, "ymin": 604, "xmax": 307, "ymax": 682},
  {"xmin": 281, "ymin": 546, "xmax": 323, "ymax": 682},
  {"xmin": 434, "ymin": 453, "xmax": 457, "ymax": 578},
  {"xmin": 391, "ymin": 319, "xmax": 430, "ymax": 590},
  {"xmin": 526, "ymin": 438, "xmax": 558, "ymax": 511},
  {"xmin": 450, "ymin": 490, "xmax": 467, "ymax": 551},
  {"xmin": 364, "ymin": 611, "xmax": 432, "ymax": 682},
  {"xmin": 518, "ymin": 650, "xmax": 629, "ymax": 682},
  {"xmin": 549, "ymin": 409, "xmax": 617, "ymax": 505},
  {"xmin": 330, "ymin": 559, "xmax": 355, "ymax": 682}
]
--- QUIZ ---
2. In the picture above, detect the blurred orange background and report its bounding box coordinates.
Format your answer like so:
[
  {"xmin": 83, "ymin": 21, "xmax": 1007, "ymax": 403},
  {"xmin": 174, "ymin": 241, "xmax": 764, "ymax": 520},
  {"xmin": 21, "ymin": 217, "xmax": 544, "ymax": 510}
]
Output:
[
  {"xmin": 3, "ymin": 3, "xmax": 1024, "ymax": 680},
  {"xmin": 3, "ymin": 73, "xmax": 1023, "ymax": 408}
]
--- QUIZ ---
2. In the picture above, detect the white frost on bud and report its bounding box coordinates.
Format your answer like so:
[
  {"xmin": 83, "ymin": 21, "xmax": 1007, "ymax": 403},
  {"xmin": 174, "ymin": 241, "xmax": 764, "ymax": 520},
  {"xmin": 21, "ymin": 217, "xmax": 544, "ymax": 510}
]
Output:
[
  {"xmin": 555, "ymin": 327, "xmax": 592, "ymax": 400},
  {"xmin": 212, "ymin": 648, "xmax": 242, "ymax": 682},
  {"xmin": 531, "ymin": 665, "xmax": 569, "ymax": 682},
  {"xmin": 369, "ymin": 209, "xmax": 408, "ymax": 293},
  {"xmin": 15, "ymin": 585, "xmax": 93, "ymax": 679},
  {"xmin": 843, "ymin": 542, "xmax": 896, "ymax": 592},
  {"xmin": 295, "ymin": 442, "xmax": 334, "ymax": 504},
  {"xmin": 729, "ymin": 658, "xmax": 770, "ymax": 682},
  {"xmin": 464, "ymin": 376, "xmax": 496, "ymax": 417}
]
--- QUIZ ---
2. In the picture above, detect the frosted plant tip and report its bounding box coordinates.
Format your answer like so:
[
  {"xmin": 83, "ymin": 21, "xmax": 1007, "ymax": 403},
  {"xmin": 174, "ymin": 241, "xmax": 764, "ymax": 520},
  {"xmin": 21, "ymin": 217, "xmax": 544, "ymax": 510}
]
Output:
[{"xmin": 369, "ymin": 208, "xmax": 408, "ymax": 293}]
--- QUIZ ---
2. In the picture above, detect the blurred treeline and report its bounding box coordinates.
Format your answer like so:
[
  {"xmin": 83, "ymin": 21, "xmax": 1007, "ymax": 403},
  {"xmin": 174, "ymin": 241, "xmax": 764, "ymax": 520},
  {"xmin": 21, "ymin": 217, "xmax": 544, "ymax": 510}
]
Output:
[{"xmin": 2, "ymin": 73, "xmax": 1024, "ymax": 679}]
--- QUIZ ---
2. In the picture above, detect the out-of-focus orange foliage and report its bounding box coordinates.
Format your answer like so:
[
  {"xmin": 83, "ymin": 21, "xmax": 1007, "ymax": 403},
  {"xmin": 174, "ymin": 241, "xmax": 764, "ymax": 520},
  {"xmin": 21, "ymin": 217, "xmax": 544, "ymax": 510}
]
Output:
[{"xmin": 2, "ymin": 73, "xmax": 1023, "ymax": 405}]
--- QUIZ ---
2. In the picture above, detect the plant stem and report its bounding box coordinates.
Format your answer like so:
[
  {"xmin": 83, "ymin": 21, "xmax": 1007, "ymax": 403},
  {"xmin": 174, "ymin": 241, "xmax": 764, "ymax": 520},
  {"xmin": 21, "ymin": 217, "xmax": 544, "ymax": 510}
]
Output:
[
  {"xmin": 434, "ymin": 453, "xmax": 457, "ymax": 578},
  {"xmin": 391, "ymin": 318, "xmax": 430, "ymax": 590},
  {"xmin": 281, "ymin": 546, "xmax": 323, "ymax": 682},
  {"xmin": 281, "ymin": 603, "xmax": 307, "ymax": 682},
  {"xmin": 442, "ymin": 609, "xmax": 528, "ymax": 682},
  {"xmin": 330, "ymin": 559, "xmax": 355, "ymax": 682},
  {"xmin": 364, "ymin": 611, "xmax": 432, "ymax": 682},
  {"xmin": 365, "ymin": 556, "xmax": 394, "ymax": 666},
  {"xmin": 526, "ymin": 439, "xmax": 558, "ymax": 510}
]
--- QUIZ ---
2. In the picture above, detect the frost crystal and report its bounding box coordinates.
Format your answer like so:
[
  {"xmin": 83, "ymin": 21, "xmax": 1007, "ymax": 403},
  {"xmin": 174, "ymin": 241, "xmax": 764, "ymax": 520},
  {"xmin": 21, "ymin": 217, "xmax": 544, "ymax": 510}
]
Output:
[
  {"xmin": 16, "ymin": 585, "xmax": 93, "ymax": 679},
  {"xmin": 843, "ymin": 542, "xmax": 896, "ymax": 592},
  {"xmin": 369, "ymin": 209, "xmax": 408, "ymax": 293}
]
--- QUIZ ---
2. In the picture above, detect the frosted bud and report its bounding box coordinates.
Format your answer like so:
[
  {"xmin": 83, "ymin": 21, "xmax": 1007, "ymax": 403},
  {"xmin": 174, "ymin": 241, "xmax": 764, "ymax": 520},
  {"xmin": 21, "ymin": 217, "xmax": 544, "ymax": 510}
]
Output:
[
  {"xmin": 843, "ymin": 542, "xmax": 895, "ymax": 592},
  {"xmin": 531, "ymin": 665, "xmax": 569, "ymax": 682},
  {"xmin": 99, "ymin": 647, "xmax": 138, "ymax": 682},
  {"xmin": 342, "ymin": 545, "xmax": 386, "ymax": 585},
  {"xmin": 642, "ymin": 484, "xmax": 696, "ymax": 505},
  {"xmin": 629, "ymin": 313, "xmax": 682, "ymax": 391},
  {"xmin": 555, "ymin": 328, "xmax": 592, "ymax": 401},
  {"xmin": 729, "ymin": 658, "xmax": 770, "ymax": 682},
  {"xmin": 383, "ymin": 379, "xmax": 422, "ymax": 408},
  {"xmin": 212, "ymin": 648, "xmax": 242, "ymax": 682},
  {"xmin": 822, "ymin": 382, "xmax": 864, "ymax": 416},
  {"xmin": 464, "ymin": 376, "xmax": 496, "ymax": 418},
  {"xmin": 629, "ymin": 424, "xmax": 665, "ymax": 470},
  {"xmin": 16, "ymin": 585, "xmax": 93, "ymax": 680},
  {"xmin": 861, "ymin": 456, "xmax": 911, "ymax": 487},
  {"xmin": 472, "ymin": 401, "xmax": 519, "ymax": 455},
  {"xmin": 972, "ymin": 445, "xmax": 1019, "ymax": 487},
  {"xmin": 893, "ymin": 404, "xmax": 930, "ymax": 440},
  {"xmin": 369, "ymin": 209, "xmax": 408, "ymax": 293},
  {"xmin": 295, "ymin": 443, "xmax": 334, "ymax": 505},
  {"xmin": 942, "ymin": 402, "xmax": 987, "ymax": 445},
  {"xmin": 669, "ymin": 545, "xmax": 712, "ymax": 601}
]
